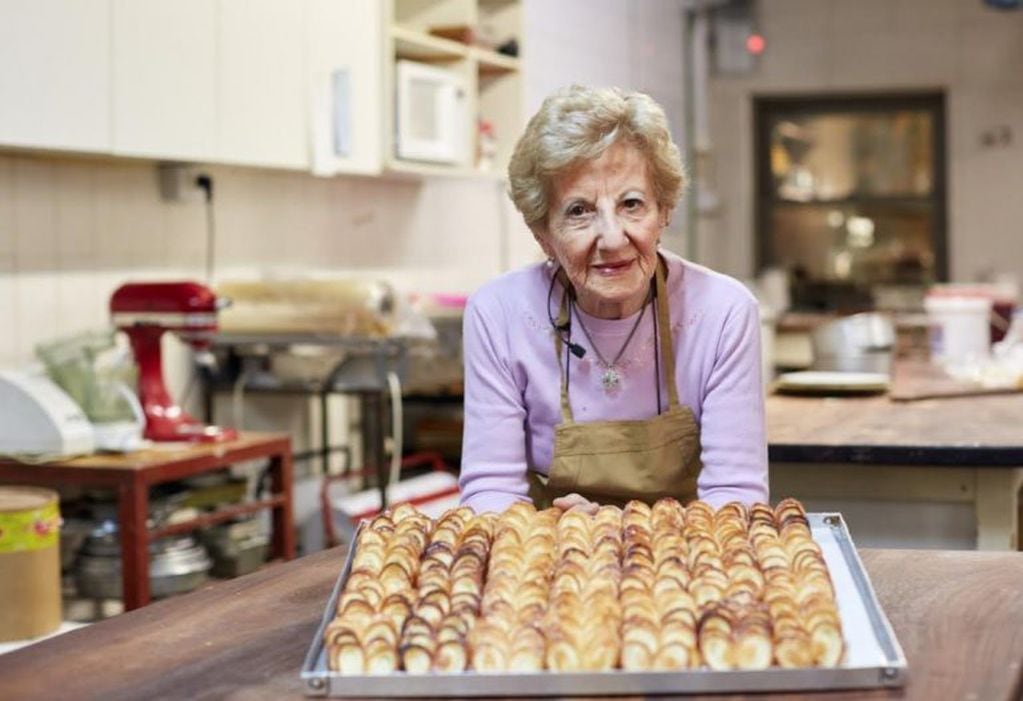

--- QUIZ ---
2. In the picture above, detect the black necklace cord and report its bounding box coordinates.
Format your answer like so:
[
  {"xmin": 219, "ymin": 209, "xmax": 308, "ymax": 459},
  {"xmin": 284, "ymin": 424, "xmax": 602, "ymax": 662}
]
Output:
[
  {"xmin": 546, "ymin": 267, "xmax": 563, "ymax": 329},
  {"xmin": 653, "ymin": 277, "xmax": 662, "ymax": 414},
  {"xmin": 573, "ymin": 286, "xmax": 652, "ymax": 372},
  {"xmin": 566, "ymin": 296, "xmax": 573, "ymax": 391}
]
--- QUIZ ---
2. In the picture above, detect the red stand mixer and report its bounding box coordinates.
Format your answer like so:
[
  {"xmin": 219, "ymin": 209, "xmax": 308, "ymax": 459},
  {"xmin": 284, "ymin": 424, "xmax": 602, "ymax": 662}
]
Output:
[{"xmin": 110, "ymin": 281, "xmax": 237, "ymax": 443}]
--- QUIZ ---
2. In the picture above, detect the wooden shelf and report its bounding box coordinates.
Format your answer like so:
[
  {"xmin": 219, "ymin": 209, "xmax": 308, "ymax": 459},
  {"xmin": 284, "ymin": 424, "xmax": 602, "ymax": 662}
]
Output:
[
  {"xmin": 391, "ymin": 25, "xmax": 468, "ymax": 62},
  {"xmin": 147, "ymin": 496, "xmax": 287, "ymax": 541},
  {"xmin": 472, "ymin": 46, "xmax": 519, "ymax": 75},
  {"xmin": 383, "ymin": 157, "xmax": 506, "ymax": 180},
  {"xmin": 387, "ymin": 0, "xmax": 523, "ymax": 178}
]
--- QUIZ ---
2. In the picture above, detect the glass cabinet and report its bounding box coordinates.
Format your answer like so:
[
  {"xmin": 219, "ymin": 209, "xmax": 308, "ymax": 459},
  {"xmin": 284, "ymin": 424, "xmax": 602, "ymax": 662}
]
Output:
[{"xmin": 754, "ymin": 94, "xmax": 947, "ymax": 311}]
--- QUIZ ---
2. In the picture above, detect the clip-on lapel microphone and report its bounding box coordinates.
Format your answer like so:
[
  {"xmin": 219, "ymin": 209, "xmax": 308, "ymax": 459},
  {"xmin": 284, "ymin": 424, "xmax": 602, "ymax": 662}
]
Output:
[{"xmin": 547, "ymin": 268, "xmax": 587, "ymax": 359}]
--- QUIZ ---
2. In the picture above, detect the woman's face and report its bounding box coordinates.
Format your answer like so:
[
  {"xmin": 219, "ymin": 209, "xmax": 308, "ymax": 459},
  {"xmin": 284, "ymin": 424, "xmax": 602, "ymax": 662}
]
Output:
[{"xmin": 539, "ymin": 142, "xmax": 664, "ymax": 319}]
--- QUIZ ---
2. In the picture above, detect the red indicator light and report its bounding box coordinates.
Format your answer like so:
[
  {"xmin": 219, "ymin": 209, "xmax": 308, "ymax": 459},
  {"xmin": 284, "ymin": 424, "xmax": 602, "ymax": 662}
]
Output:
[{"xmin": 746, "ymin": 33, "xmax": 766, "ymax": 55}]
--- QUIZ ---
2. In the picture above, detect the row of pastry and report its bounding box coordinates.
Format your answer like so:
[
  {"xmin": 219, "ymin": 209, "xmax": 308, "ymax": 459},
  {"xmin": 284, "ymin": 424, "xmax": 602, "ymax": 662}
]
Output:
[
  {"xmin": 749, "ymin": 500, "xmax": 844, "ymax": 667},
  {"xmin": 324, "ymin": 504, "xmax": 434, "ymax": 674},
  {"xmin": 620, "ymin": 498, "xmax": 700, "ymax": 670},
  {"xmin": 398, "ymin": 506, "xmax": 495, "ymax": 673},
  {"xmin": 469, "ymin": 504, "xmax": 559, "ymax": 671},
  {"xmin": 542, "ymin": 505, "xmax": 624, "ymax": 671}
]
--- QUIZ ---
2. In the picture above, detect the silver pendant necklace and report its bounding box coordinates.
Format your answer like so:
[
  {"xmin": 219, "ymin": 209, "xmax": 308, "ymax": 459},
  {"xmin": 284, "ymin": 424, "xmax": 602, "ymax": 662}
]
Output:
[{"xmin": 574, "ymin": 288, "xmax": 652, "ymax": 392}]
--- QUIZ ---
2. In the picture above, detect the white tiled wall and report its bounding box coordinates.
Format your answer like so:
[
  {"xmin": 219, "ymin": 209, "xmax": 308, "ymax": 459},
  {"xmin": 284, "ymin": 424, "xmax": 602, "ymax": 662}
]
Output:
[
  {"xmin": 0, "ymin": 0, "xmax": 691, "ymax": 372},
  {"xmin": 704, "ymin": 0, "xmax": 1023, "ymax": 285},
  {"xmin": 0, "ymin": 154, "xmax": 512, "ymax": 368}
]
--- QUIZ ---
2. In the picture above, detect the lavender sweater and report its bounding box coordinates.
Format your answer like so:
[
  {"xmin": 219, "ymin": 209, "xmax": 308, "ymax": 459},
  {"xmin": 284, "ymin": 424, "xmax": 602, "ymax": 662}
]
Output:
[{"xmin": 459, "ymin": 250, "xmax": 769, "ymax": 514}]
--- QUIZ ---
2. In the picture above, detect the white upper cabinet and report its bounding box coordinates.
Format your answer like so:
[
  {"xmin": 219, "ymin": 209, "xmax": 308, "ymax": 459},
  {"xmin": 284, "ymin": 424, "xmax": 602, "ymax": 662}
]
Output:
[
  {"xmin": 111, "ymin": 0, "xmax": 217, "ymax": 161},
  {"xmin": 0, "ymin": 0, "xmax": 520, "ymax": 177},
  {"xmin": 0, "ymin": 0, "xmax": 112, "ymax": 153},
  {"xmin": 306, "ymin": 0, "xmax": 384, "ymax": 175},
  {"xmin": 217, "ymin": 0, "xmax": 307, "ymax": 169}
]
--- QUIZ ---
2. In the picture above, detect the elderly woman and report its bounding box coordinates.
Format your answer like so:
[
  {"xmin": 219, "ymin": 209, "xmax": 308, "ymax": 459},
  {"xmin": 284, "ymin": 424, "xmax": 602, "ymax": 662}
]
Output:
[{"xmin": 459, "ymin": 85, "xmax": 768, "ymax": 514}]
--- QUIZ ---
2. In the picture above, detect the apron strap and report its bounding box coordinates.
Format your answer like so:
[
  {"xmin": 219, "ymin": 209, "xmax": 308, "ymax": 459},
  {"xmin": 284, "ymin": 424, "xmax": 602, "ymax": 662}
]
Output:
[{"xmin": 654, "ymin": 256, "xmax": 681, "ymax": 410}]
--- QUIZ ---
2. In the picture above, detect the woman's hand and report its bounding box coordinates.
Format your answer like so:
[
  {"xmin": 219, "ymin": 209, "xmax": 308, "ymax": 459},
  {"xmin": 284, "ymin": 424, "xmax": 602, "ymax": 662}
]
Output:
[{"xmin": 552, "ymin": 492, "xmax": 599, "ymax": 515}]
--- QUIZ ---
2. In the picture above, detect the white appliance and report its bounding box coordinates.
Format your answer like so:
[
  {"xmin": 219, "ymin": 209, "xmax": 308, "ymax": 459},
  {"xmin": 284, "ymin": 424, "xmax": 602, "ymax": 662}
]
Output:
[
  {"xmin": 0, "ymin": 369, "xmax": 96, "ymax": 458},
  {"xmin": 395, "ymin": 60, "xmax": 467, "ymax": 164}
]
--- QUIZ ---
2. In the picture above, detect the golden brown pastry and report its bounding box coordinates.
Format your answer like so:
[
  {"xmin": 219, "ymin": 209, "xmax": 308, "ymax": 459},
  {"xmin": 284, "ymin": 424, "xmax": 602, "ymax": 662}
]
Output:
[{"xmin": 326, "ymin": 498, "xmax": 844, "ymax": 675}]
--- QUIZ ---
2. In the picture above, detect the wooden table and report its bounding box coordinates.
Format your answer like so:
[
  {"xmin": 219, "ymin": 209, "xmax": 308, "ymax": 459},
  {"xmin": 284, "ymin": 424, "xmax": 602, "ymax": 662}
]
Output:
[
  {"xmin": 0, "ymin": 547, "xmax": 1020, "ymax": 700},
  {"xmin": 767, "ymin": 363, "xmax": 1023, "ymax": 549},
  {"xmin": 0, "ymin": 432, "xmax": 295, "ymax": 609}
]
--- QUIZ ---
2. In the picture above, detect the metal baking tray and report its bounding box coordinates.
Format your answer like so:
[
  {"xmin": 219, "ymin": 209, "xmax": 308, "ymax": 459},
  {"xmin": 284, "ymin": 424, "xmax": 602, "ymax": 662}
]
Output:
[{"xmin": 300, "ymin": 512, "xmax": 907, "ymax": 696}]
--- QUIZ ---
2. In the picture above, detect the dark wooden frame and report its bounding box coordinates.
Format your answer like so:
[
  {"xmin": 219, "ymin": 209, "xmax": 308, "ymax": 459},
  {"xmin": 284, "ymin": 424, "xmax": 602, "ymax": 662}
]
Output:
[
  {"xmin": 0, "ymin": 432, "xmax": 295, "ymax": 610},
  {"xmin": 752, "ymin": 91, "xmax": 948, "ymax": 284}
]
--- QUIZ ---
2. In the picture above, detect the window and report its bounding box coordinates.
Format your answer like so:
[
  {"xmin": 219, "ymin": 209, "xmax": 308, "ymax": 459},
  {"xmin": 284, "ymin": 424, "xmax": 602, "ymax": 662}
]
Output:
[{"xmin": 754, "ymin": 93, "xmax": 947, "ymax": 311}]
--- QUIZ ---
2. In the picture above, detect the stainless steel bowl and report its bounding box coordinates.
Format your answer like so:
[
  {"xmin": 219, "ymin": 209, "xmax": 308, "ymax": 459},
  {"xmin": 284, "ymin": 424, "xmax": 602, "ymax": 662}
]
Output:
[
  {"xmin": 59, "ymin": 517, "xmax": 95, "ymax": 572},
  {"xmin": 811, "ymin": 312, "xmax": 895, "ymax": 374},
  {"xmin": 74, "ymin": 522, "xmax": 212, "ymax": 600}
]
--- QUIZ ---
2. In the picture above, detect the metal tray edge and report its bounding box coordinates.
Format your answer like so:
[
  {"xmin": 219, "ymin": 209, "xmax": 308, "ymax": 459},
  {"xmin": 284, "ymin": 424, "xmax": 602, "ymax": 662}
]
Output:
[
  {"xmin": 816, "ymin": 512, "xmax": 909, "ymax": 683},
  {"xmin": 301, "ymin": 522, "xmax": 364, "ymax": 696},
  {"xmin": 321, "ymin": 667, "xmax": 901, "ymax": 697}
]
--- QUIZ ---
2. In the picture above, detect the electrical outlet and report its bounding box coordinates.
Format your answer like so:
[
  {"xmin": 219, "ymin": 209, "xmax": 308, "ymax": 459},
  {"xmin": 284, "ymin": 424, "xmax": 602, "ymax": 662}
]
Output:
[
  {"xmin": 157, "ymin": 163, "xmax": 207, "ymax": 203},
  {"xmin": 980, "ymin": 125, "xmax": 1013, "ymax": 149}
]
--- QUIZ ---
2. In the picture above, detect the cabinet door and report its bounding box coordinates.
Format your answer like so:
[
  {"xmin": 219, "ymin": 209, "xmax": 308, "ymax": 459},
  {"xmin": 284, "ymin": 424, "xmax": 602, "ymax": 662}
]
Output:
[
  {"xmin": 217, "ymin": 0, "xmax": 306, "ymax": 169},
  {"xmin": 111, "ymin": 0, "xmax": 217, "ymax": 161},
  {"xmin": 0, "ymin": 0, "xmax": 112, "ymax": 152},
  {"xmin": 306, "ymin": 0, "xmax": 384, "ymax": 175}
]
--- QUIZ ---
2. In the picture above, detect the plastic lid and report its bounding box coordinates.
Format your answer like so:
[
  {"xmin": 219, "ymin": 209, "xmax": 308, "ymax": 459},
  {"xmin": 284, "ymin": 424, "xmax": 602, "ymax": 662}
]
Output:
[
  {"xmin": 0, "ymin": 486, "xmax": 57, "ymax": 513},
  {"xmin": 924, "ymin": 295, "xmax": 993, "ymax": 312},
  {"xmin": 928, "ymin": 283, "xmax": 1016, "ymax": 303}
]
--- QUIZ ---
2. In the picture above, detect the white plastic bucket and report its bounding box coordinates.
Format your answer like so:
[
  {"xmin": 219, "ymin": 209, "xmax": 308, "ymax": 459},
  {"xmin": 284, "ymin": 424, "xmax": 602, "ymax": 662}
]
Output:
[{"xmin": 924, "ymin": 295, "xmax": 992, "ymax": 363}]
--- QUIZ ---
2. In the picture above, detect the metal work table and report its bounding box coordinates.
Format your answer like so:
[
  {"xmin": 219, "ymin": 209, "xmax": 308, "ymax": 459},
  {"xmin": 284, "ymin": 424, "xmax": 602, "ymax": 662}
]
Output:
[{"xmin": 203, "ymin": 333, "xmax": 415, "ymax": 487}]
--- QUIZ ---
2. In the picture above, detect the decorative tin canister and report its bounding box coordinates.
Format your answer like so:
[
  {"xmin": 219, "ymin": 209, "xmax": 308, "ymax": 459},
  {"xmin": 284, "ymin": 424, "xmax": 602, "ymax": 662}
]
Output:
[{"xmin": 0, "ymin": 486, "xmax": 61, "ymax": 641}]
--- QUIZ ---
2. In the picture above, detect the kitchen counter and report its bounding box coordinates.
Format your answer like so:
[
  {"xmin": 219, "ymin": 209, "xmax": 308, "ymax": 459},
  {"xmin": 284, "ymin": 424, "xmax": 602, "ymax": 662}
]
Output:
[
  {"xmin": 767, "ymin": 386, "xmax": 1023, "ymax": 465},
  {"xmin": 0, "ymin": 546, "xmax": 1021, "ymax": 700},
  {"xmin": 766, "ymin": 361, "xmax": 1023, "ymax": 549}
]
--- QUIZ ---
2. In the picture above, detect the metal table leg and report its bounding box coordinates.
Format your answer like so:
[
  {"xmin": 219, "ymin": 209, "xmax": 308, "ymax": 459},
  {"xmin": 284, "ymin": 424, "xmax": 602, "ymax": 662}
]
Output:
[
  {"xmin": 319, "ymin": 389, "xmax": 331, "ymax": 476},
  {"xmin": 358, "ymin": 391, "xmax": 387, "ymax": 510}
]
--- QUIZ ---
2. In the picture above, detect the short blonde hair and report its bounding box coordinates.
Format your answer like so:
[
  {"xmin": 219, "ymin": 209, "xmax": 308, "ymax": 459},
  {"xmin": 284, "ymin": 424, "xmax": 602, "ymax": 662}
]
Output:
[{"xmin": 508, "ymin": 85, "xmax": 686, "ymax": 233}]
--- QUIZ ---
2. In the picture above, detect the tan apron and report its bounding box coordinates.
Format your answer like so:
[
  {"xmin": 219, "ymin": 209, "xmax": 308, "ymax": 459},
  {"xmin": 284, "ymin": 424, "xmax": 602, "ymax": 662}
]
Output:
[{"xmin": 529, "ymin": 258, "xmax": 703, "ymax": 508}]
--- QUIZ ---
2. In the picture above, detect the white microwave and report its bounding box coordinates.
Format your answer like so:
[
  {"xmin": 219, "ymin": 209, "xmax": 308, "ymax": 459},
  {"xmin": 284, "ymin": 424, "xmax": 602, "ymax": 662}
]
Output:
[{"xmin": 395, "ymin": 60, "xmax": 468, "ymax": 165}]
